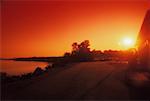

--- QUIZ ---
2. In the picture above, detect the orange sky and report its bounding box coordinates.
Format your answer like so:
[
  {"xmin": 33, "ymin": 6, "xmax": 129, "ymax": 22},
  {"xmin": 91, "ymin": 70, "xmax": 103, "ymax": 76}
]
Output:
[{"xmin": 1, "ymin": 0, "xmax": 150, "ymax": 58}]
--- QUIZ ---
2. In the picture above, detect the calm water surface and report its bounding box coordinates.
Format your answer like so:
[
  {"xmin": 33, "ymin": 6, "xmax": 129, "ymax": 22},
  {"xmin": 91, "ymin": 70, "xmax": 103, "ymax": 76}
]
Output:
[{"xmin": 0, "ymin": 60, "xmax": 48, "ymax": 76}]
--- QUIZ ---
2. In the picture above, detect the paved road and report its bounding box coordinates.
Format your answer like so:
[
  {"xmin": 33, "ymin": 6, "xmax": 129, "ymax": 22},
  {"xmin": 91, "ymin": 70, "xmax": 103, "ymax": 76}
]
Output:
[{"xmin": 3, "ymin": 61, "xmax": 130, "ymax": 100}]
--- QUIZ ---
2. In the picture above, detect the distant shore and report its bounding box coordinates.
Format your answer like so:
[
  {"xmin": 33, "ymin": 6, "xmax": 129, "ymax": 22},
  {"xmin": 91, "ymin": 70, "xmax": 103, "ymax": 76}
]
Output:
[
  {"xmin": 0, "ymin": 57, "xmax": 72, "ymax": 83},
  {"xmin": 0, "ymin": 56, "xmax": 64, "ymax": 62}
]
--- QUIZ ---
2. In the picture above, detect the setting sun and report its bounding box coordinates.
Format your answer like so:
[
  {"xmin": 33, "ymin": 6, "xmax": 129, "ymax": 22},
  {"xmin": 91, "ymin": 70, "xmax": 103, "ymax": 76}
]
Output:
[
  {"xmin": 123, "ymin": 38, "xmax": 133, "ymax": 46},
  {"xmin": 1, "ymin": 0, "xmax": 150, "ymax": 100},
  {"xmin": 118, "ymin": 37, "xmax": 135, "ymax": 49},
  {"xmin": 122, "ymin": 37, "xmax": 135, "ymax": 48},
  {"xmin": 1, "ymin": 0, "xmax": 149, "ymax": 58}
]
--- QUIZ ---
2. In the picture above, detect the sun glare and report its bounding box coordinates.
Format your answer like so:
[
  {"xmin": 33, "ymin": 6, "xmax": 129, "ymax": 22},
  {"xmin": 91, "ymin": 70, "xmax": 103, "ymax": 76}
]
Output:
[
  {"xmin": 119, "ymin": 37, "xmax": 135, "ymax": 49},
  {"xmin": 123, "ymin": 38, "xmax": 133, "ymax": 46}
]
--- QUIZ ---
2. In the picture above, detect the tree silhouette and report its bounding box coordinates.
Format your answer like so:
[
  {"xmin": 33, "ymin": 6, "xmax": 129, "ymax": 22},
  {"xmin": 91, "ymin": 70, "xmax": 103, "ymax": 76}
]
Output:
[
  {"xmin": 71, "ymin": 42, "xmax": 79, "ymax": 55},
  {"xmin": 64, "ymin": 52, "xmax": 71, "ymax": 57},
  {"xmin": 70, "ymin": 40, "xmax": 92, "ymax": 61}
]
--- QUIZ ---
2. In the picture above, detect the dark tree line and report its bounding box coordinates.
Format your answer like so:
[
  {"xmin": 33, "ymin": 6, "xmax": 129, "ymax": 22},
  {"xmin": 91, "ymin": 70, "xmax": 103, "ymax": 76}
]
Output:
[
  {"xmin": 64, "ymin": 40, "xmax": 137, "ymax": 62},
  {"xmin": 64, "ymin": 40, "xmax": 93, "ymax": 62}
]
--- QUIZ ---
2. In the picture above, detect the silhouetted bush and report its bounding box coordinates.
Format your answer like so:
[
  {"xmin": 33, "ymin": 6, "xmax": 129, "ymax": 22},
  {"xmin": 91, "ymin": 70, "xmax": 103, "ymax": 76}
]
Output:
[
  {"xmin": 20, "ymin": 73, "xmax": 32, "ymax": 80},
  {"xmin": 68, "ymin": 40, "xmax": 93, "ymax": 62},
  {"xmin": 45, "ymin": 65, "xmax": 52, "ymax": 72},
  {"xmin": 33, "ymin": 67, "xmax": 44, "ymax": 76},
  {"xmin": 0, "ymin": 72, "xmax": 8, "ymax": 83},
  {"xmin": 64, "ymin": 52, "xmax": 71, "ymax": 57}
]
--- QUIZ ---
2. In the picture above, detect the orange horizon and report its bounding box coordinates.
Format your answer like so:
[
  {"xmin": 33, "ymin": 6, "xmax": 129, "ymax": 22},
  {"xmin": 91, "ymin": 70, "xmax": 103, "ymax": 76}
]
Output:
[{"xmin": 1, "ymin": 0, "xmax": 150, "ymax": 58}]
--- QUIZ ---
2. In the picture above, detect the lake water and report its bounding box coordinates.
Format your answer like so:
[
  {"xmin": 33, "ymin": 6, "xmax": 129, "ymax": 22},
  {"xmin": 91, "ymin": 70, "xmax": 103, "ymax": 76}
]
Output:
[{"xmin": 0, "ymin": 60, "xmax": 49, "ymax": 76}]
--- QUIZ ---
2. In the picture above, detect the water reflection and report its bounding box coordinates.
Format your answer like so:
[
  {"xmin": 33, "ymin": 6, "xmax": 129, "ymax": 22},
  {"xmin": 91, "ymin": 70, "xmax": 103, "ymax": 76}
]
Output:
[{"xmin": 0, "ymin": 60, "xmax": 48, "ymax": 76}]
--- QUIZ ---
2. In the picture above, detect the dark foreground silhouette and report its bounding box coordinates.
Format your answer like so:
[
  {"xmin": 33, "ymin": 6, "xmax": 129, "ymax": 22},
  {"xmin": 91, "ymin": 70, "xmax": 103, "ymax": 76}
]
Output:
[{"xmin": 1, "ymin": 61, "xmax": 150, "ymax": 100}]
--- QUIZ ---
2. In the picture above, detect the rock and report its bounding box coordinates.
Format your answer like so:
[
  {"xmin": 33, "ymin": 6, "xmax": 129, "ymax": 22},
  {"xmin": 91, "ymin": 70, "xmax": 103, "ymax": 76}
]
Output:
[
  {"xmin": 45, "ymin": 65, "xmax": 51, "ymax": 72},
  {"xmin": 33, "ymin": 67, "xmax": 44, "ymax": 76}
]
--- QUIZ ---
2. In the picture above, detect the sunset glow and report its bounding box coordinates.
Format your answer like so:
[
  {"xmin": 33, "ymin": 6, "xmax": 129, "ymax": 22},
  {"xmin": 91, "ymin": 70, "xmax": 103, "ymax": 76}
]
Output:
[
  {"xmin": 122, "ymin": 38, "xmax": 134, "ymax": 47},
  {"xmin": 1, "ymin": 0, "xmax": 150, "ymax": 58}
]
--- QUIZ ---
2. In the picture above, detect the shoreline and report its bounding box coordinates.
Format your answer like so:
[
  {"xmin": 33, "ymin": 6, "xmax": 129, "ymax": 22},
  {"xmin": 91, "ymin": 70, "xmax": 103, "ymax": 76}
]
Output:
[
  {"xmin": 0, "ymin": 59, "xmax": 76, "ymax": 84},
  {"xmin": 0, "ymin": 56, "xmax": 64, "ymax": 62}
]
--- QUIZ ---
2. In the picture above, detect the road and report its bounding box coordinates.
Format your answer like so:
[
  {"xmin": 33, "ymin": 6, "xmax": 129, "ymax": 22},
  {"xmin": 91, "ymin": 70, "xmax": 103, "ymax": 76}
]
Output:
[{"xmin": 2, "ymin": 61, "xmax": 133, "ymax": 100}]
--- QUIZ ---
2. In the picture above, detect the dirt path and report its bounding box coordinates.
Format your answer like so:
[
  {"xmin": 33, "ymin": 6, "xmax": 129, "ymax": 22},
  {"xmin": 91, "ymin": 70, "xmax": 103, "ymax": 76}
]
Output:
[{"xmin": 3, "ymin": 61, "xmax": 130, "ymax": 100}]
